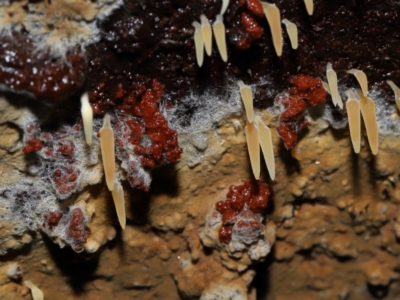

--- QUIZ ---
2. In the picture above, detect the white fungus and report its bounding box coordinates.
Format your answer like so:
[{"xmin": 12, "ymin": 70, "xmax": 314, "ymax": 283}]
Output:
[{"xmin": 80, "ymin": 93, "xmax": 93, "ymax": 146}]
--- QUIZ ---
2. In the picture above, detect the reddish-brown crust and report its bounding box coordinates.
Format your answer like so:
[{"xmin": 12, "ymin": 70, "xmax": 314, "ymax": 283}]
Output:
[
  {"xmin": 278, "ymin": 75, "xmax": 327, "ymax": 149},
  {"xmin": 0, "ymin": 32, "xmax": 86, "ymax": 105},
  {"xmin": 68, "ymin": 208, "xmax": 88, "ymax": 252},
  {"xmin": 216, "ymin": 179, "xmax": 270, "ymax": 244}
]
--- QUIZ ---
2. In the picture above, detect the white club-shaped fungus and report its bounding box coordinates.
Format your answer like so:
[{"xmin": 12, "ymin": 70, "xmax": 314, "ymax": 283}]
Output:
[
  {"xmin": 326, "ymin": 63, "xmax": 342, "ymax": 109},
  {"xmin": 24, "ymin": 281, "xmax": 44, "ymax": 300},
  {"xmin": 387, "ymin": 80, "xmax": 400, "ymax": 112},
  {"xmin": 245, "ymin": 121, "xmax": 260, "ymax": 179},
  {"xmin": 345, "ymin": 90, "xmax": 361, "ymax": 154},
  {"xmin": 261, "ymin": 2, "xmax": 283, "ymax": 57},
  {"xmin": 303, "ymin": 0, "xmax": 314, "ymax": 16},
  {"xmin": 256, "ymin": 118, "xmax": 275, "ymax": 180},
  {"xmin": 238, "ymin": 80, "xmax": 254, "ymax": 123},
  {"xmin": 356, "ymin": 89, "xmax": 379, "ymax": 155},
  {"xmin": 99, "ymin": 114, "xmax": 116, "ymax": 191},
  {"xmin": 220, "ymin": 0, "xmax": 229, "ymax": 15},
  {"xmin": 281, "ymin": 19, "xmax": 298, "ymax": 49},
  {"xmin": 80, "ymin": 93, "xmax": 93, "ymax": 146},
  {"xmin": 201, "ymin": 15, "xmax": 213, "ymax": 56},
  {"xmin": 112, "ymin": 180, "xmax": 126, "ymax": 230},
  {"xmin": 192, "ymin": 22, "xmax": 204, "ymax": 67},
  {"xmin": 321, "ymin": 81, "xmax": 331, "ymax": 94},
  {"xmin": 348, "ymin": 69, "xmax": 368, "ymax": 97},
  {"xmin": 212, "ymin": 15, "xmax": 228, "ymax": 62}
]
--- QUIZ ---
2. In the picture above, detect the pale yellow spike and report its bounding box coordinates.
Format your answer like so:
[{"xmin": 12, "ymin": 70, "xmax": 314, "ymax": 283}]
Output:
[
  {"xmin": 201, "ymin": 15, "xmax": 213, "ymax": 56},
  {"xmin": 24, "ymin": 281, "xmax": 44, "ymax": 300},
  {"xmin": 348, "ymin": 69, "xmax": 368, "ymax": 96},
  {"xmin": 326, "ymin": 63, "xmax": 342, "ymax": 108},
  {"xmin": 220, "ymin": 0, "xmax": 229, "ymax": 15},
  {"xmin": 303, "ymin": 0, "xmax": 314, "ymax": 15},
  {"xmin": 322, "ymin": 81, "xmax": 331, "ymax": 94},
  {"xmin": 213, "ymin": 15, "xmax": 228, "ymax": 62},
  {"xmin": 356, "ymin": 89, "xmax": 379, "ymax": 155},
  {"xmin": 281, "ymin": 19, "xmax": 298, "ymax": 49},
  {"xmin": 80, "ymin": 93, "xmax": 93, "ymax": 146},
  {"xmin": 245, "ymin": 121, "xmax": 260, "ymax": 179},
  {"xmin": 112, "ymin": 180, "xmax": 126, "ymax": 230},
  {"xmin": 261, "ymin": 2, "xmax": 283, "ymax": 57},
  {"xmin": 346, "ymin": 90, "xmax": 361, "ymax": 154},
  {"xmin": 99, "ymin": 115, "xmax": 116, "ymax": 191},
  {"xmin": 387, "ymin": 80, "xmax": 400, "ymax": 112},
  {"xmin": 192, "ymin": 22, "xmax": 204, "ymax": 67},
  {"xmin": 238, "ymin": 81, "xmax": 254, "ymax": 123},
  {"xmin": 256, "ymin": 118, "xmax": 275, "ymax": 180}
]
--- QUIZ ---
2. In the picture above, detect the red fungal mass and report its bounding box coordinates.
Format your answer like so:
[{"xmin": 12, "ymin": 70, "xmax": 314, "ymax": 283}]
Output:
[
  {"xmin": 51, "ymin": 165, "xmax": 80, "ymax": 196},
  {"xmin": 277, "ymin": 75, "xmax": 327, "ymax": 149},
  {"xmin": 68, "ymin": 208, "xmax": 88, "ymax": 253},
  {"xmin": 237, "ymin": 12, "xmax": 264, "ymax": 49},
  {"xmin": 113, "ymin": 79, "xmax": 182, "ymax": 190},
  {"xmin": 135, "ymin": 80, "xmax": 182, "ymax": 167},
  {"xmin": 44, "ymin": 211, "xmax": 63, "ymax": 230},
  {"xmin": 289, "ymin": 75, "xmax": 327, "ymax": 107},
  {"xmin": 0, "ymin": 32, "xmax": 86, "ymax": 105},
  {"xmin": 216, "ymin": 179, "xmax": 270, "ymax": 244},
  {"xmin": 245, "ymin": 0, "xmax": 264, "ymax": 17},
  {"xmin": 23, "ymin": 138, "xmax": 43, "ymax": 155}
]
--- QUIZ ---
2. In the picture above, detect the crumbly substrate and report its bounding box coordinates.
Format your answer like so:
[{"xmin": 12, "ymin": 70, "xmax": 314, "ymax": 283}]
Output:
[{"xmin": 1, "ymin": 0, "xmax": 400, "ymax": 299}]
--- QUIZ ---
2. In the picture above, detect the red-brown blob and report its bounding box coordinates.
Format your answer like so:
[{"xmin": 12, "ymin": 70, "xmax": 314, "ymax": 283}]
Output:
[
  {"xmin": 44, "ymin": 211, "xmax": 63, "ymax": 230},
  {"xmin": 219, "ymin": 226, "xmax": 233, "ymax": 244},
  {"xmin": 290, "ymin": 75, "xmax": 327, "ymax": 107},
  {"xmin": 0, "ymin": 32, "xmax": 86, "ymax": 105},
  {"xmin": 237, "ymin": 12, "xmax": 264, "ymax": 49},
  {"xmin": 51, "ymin": 166, "xmax": 80, "ymax": 196},
  {"xmin": 277, "ymin": 75, "xmax": 327, "ymax": 149},
  {"xmin": 246, "ymin": 0, "xmax": 264, "ymax": 17},
  {"xmin": 68, "ymin": 208, "xmax": 88, "ymax": 252},
  {"xmin": 23, "ymin": 138, "xmax": 43, "ymax": 155},
  {"xmin": 217, "ymin": 179, "xmax": 270, "ymax": 243}
]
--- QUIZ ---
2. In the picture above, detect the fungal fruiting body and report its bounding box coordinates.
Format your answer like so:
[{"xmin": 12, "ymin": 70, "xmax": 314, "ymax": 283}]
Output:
[
  {"xmin": 282, "ymin": 19, "xmax": 298, "ymax": 49},
  {"xmin": 238, "ymin": 80, "xmax": 254, "ymax": 123},
  {"xmin": 387, "ymin": 80, "xmax": 400, "ymax": 112},
  {"xmin": 345, "ymin": 90, "xmax": 361, "ymax": 153},
  {"xmin": 24, "ymin": 281, "xmax": 44, "ymax": 300},
  {"xmin": 356, "ymin": 89, "xmax": 379, "ymax": 155},
  {"xmin": 261, "ymin": 2, "xmax": 283, "ymax": 57},
  {"xmin": 112, "ymin": 180, "xmax": 126, "ymax": 230},
  {"xmin": 192, "ymin": 22, "xmax": 204, "ymax": 67},
  {"xmin": 220, "ymin": 0, "xmax": 229, "ymax": 15},
  {"xmin": 326, "ymin": 63, "xmax": 342, "ymax": 108},
  {"xmin": 322, "ymin": 81, "xmax": 331, "ymax": 94},
  {"xmin": 348, "ymin": 69, "xmax": 368, "ymax": 97},
  {"xmin": 80, "ymin": 92, "xmax": 93, "ymax": 146},
  {"xmin": 213, "ymin": 15, "xmax": 228, "ymax": 62},
  {"xmin": 201, "ymin": 15, "xmax": 213, "ymax": 56},
  {"xmin": 245, "ymin": 121, "xmax": 260, "ymax": 179},
  {"xmin": 257, "ymin": 118, "xmax": 275, "ymax": 180},
  {"xmin": 216, "ymin": 180, "xmax": 270, "ymax": 244},
  {"xmin": 277, "ymin": 75, "xmax": 327, "ymax": 149},
  {"xmin": 99, "ymin": 114, "xmax": 116, "ymax": 191},
  {"xmin": 303, "ymin": 0, "xmax": 314, "ymax": 15}
]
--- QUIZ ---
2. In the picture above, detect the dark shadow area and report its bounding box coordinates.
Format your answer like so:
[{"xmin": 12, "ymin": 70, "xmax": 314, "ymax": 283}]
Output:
[
  {"xmin": 254, "ymin": 246, "xmax": 274, "ymax": 300},
  {"xmin": 367, "ymin": 152, "xmax": 377, "ymax": 188},
  {"xmin": 292, "ymin": 196, "xmax": 328, "ymax": 207},
  {"xmin": 351, "ymin": 149, "xmax": 361, "ymax": 196},
  {"xmin": 367, "ymin": 283, "xmax": 390, "ymax": 299},
  {"xmin": 278, "ymin": 142, "xmax": 300, "ymax": 175},
  {"xmin": 150, "ymin": 164, "xmax": 180, "ymax": 198},
  {"xmin": 42, "ymin": 233, "xmax": 100, "ymax": 295},
  {"xmin": 0, "ymin": 232, "xmax": 35, "ymax": 262}
]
